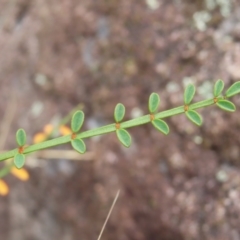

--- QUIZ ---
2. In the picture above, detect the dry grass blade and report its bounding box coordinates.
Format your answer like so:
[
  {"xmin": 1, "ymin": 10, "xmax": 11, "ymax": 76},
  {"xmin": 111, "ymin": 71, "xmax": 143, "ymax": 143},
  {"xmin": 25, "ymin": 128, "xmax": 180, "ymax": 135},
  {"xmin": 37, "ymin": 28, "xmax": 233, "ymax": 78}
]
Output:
[
  {"xmin": 97, "ymin": 190, "xmax": 120, "ymax": 240},
  {"xmin": 29, "ymin": 149, "xmax": 95, "ymax": 161}
]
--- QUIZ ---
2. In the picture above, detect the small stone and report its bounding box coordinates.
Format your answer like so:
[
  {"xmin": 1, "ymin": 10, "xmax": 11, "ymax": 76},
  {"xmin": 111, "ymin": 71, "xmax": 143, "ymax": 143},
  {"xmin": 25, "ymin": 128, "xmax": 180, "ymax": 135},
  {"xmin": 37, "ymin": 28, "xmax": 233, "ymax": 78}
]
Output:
[{"xmin": 216, "ymin": 169, "xmax": 229, "ymax": 183}]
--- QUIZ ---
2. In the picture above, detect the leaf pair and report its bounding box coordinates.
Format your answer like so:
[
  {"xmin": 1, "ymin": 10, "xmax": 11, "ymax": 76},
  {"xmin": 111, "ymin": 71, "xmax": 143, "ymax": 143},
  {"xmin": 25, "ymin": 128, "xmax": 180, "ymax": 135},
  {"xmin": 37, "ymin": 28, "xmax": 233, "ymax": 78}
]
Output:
[
  {"xmin": 148, "ymin": 93, "xmax": 169, "ymax": 135},
  {"xmin": 214, "ymin": 79, "xmax": 240, "ymax": 98},
  {"xmin": 214, "ymin": 79, "xmax": 240, "ymax": 112},
  {"xmin": 14, "ymin": 129, "xmax": 27, "ymax": 169},
  {"xmin": 71, "ymin": 111, "xmax": 86, "ymax": 154},
  {"xmin": 183, "ymin": 84, "xmax": 203, "ymax": 126},
  {"xmin": 184, "ymin": 80, "xmax": 240, "ymax": 125},
  {"xmin": 213, "ymin": 80, "xmax": 238, "ymax": 112},
  {"xmin": 114, "ymin": 104, "xmax": 132, "ymax": 148}
]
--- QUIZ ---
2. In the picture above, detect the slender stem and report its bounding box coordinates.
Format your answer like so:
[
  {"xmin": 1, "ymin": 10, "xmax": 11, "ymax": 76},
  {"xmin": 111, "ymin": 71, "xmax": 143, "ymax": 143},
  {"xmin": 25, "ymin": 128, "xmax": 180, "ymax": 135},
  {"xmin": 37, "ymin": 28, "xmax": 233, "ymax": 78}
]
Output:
[{"xmin": 0, "ymin": 97, "xmax": 218, "ymax": 162}]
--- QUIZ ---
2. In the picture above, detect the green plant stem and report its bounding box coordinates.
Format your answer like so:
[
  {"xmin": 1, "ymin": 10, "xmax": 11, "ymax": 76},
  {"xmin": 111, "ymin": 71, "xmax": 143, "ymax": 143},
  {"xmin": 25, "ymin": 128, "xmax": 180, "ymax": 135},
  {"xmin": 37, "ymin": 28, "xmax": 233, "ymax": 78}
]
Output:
[{"xmin": 0, "ymin": 97, "xmax": 217, "ymax": 162}]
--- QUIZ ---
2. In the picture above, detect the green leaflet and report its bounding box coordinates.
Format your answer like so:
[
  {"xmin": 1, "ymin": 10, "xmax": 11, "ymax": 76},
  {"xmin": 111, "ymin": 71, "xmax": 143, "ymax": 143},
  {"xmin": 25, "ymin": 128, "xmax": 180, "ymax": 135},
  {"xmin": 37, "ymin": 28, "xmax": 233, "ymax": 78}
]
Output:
[
  {"xmin": 216, "ymin": 100, "xmax": 236, "ymax": 112},
  {"xmin": 14, "ymin": 153, "xmax": 25, "ymax": 169},
  {"xmin": 71, "ymin": 111, "xmax": 84, "ymax": 133},
  {"xmin": 148, "ymin": 93, "xmax": 160, "ymax": 113},
  {"xmin": 114, "ymin": 103, "xmax": 125, "ymax": 122},
  {"xmin": 214, "ymin": 79, "xmax": 224, "ymax": 97},
  {"xmin": 16, "ymin": 128, "xmax": 26, "ymax": 146},
  {"xmin": 116, "ymin": 129, "xmax": 131, "ymax": 148},
  {"xmin": 71, "ymin": 139, "xmax": 86, "ymax": 154},
  {"xmin": 184, "ymin": 84, "xmax": 195, "ymax": 105},
  {"xmin": 225, "ymin": 81, "xmax": 240, "ymax": 97},
  {"xmin": 185, "ymin": 110, "xmax": 202, "ymax": 126},
  {"xmin": 152, "ymin": 119, "xmax": 169, "ymax": 135}
]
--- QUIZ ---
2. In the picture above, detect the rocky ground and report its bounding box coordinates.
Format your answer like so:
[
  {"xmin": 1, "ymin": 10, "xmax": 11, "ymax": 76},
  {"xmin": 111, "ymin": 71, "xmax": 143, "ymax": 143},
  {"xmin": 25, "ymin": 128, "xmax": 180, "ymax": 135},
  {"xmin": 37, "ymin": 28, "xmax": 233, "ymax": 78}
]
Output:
[{"xmin": 0, "ymin": 0, "xmax": 240, "ymax": 239}]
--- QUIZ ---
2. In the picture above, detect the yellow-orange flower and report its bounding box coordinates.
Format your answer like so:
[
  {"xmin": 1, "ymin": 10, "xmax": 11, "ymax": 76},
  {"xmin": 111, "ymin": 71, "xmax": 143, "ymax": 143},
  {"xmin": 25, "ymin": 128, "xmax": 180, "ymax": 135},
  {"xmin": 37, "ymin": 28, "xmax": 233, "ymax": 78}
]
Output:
[
  {"xmin": 43, "ymin": 124, "xmax": 54, "ymax": 135},
  {"xmin": 59, "ymin": 125, "xmax": 72, "ymax": 136},
  {"xmin": 0, "ymin": 179, "xmax": 9, "ymax": 196},
  {"xmin": 33, "ymin": 124, "xmax": 54, "ymax": 144},
  {"xmin": 11, "ymin": 167, "xmax": 29, "ymax": 181},
  {"xmin": 1, "ymin": 121, "xmax": 73, "ymax": 197},
  {"xmin": 33, "ymin": 132, "xmax": 47, "ymax": 144},
  {"xmin": 33, "ymin": 124, "xmax": 72, "ymax": 144}
]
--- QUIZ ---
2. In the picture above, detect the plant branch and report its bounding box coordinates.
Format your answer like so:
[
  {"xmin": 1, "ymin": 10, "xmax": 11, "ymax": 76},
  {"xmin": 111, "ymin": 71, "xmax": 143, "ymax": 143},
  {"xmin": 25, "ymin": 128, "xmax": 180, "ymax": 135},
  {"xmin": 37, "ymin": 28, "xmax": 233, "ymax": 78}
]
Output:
[{"xmin": 0, "ymin": 96, "xmax": 221, "ymax": 162}]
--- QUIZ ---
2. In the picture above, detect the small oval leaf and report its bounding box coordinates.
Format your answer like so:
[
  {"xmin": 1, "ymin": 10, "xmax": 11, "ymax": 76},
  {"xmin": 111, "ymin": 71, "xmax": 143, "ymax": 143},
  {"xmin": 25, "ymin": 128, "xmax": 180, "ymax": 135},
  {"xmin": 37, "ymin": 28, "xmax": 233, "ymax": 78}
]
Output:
[
  {"xmin": 71, "ymin": 139, "xmax": 86, "ymax": 154},
  {"xmin": 148, "ymin": 93, "xmax": 160, "ymax": 113},
  {"xmin": 225, "ymin": 81, "xmax": 240, "ymax": 97},
  {"xmin": 216, "ymin": 100, "xmax": 236, "ymax": 112},
  {"xmin": 16, "ymin": 129, "xmax": 26, "ymax": 146},
  {"xmin": 71, "ymin": 111, "xmax": 84, "ymax": 133},
  {"xmin": 214, "ymin": 79, "xmax": 224, "ymax": 97},
  {"xmin": 184, "ymin": 84, "xmax": 196, "ymax": 105},
  {"xmin": 116, "ymin": 129, "xmax": 131, "ymax": 148},
  {"xmin": 185, "ymin": 110, "xmax": 203, "ymax": 126},
  {"xmin": 14, "ymin": 153, "xmax": 25, "ymax": 169},
  {"xmin": 152, "ymin": 119, "xmax": 169, "ymax": 135},
  {"xmin": 114, "ymin": 103, "xmax": 125, "ymax": 123}
]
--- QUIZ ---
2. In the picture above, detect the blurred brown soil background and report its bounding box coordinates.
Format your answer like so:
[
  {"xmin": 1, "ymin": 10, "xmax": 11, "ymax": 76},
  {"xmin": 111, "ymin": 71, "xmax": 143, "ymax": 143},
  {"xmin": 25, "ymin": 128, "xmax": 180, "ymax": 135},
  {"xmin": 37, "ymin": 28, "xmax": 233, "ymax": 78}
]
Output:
[{"xmin": 0, "ymin": 0, "xmax": 240, "ymax": 239}]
